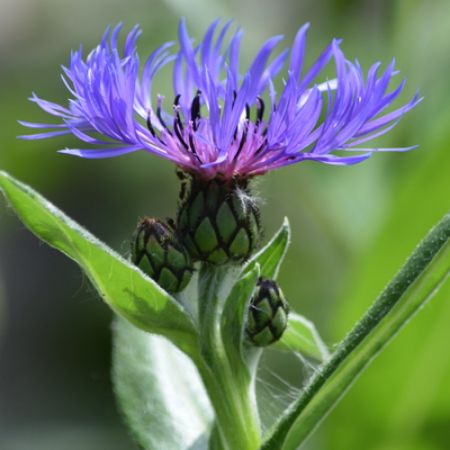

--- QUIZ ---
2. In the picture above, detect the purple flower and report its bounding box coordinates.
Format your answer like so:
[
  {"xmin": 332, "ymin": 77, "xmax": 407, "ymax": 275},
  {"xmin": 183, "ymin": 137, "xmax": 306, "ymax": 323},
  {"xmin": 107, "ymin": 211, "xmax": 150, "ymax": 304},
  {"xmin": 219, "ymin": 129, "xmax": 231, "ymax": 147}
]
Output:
[{"xmin": 20, "ymin": 20, "xmax": 421, "ymax": 180}]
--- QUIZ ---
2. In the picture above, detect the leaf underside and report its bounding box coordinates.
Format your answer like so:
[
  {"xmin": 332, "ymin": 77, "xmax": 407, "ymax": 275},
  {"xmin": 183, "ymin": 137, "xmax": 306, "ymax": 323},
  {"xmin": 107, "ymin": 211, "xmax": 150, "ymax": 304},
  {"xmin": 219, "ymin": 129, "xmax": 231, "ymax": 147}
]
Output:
[{"xmin": 112, "ymin": 316, "xmax": 213, "ymax": 450}]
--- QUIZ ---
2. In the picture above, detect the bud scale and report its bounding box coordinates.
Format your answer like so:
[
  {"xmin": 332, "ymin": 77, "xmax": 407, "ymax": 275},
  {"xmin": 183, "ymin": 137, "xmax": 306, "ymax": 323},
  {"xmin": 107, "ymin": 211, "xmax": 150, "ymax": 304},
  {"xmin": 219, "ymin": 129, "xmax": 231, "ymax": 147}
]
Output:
[
  {"xmin": 131, "ymin": 218, "xmax": 193, "ymax": 293},
  {"xmin": 177, "ymin": 175, "xmax": 261, "ymax": 265},
  {"xmin": 247, "ymin": 278, "xmax": 289, "ymax": 346}
]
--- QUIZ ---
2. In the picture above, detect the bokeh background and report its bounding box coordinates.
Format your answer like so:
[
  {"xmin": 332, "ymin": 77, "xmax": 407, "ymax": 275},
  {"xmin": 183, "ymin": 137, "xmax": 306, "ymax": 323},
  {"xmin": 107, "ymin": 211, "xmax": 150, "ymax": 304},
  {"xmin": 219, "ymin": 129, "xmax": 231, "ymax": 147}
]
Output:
[{"xmin": 0, "ymin": 0, "xmax": 449, "ymax": 449}]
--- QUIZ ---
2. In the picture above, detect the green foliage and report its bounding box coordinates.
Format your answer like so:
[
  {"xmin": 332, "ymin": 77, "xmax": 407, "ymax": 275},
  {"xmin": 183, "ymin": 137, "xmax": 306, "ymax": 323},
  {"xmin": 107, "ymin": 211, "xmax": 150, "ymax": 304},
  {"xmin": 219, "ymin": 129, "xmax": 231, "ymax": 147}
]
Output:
[
  {"xmin": 275, "ymin": 312, "xmax": 330, "ymax": 362},
  {"xmin": 112, "ymin": 316, "xmax": 212, "ymax": 450},
  {"xmin": 221, "ymin": 264, "xmax": 260, "ymax": 374},
  {"xmin": 262, "ymin": 211, "xmax": 450, "ymax": 450},
  {"xmin": 0, "ymin": 171, "xmax": 198, "ymax": 356},
  {"xmin": 3, "ymin": 169, "xmax": 448, "ymax": 450},
  {"xmin": 0, "ymin": 171, "xmax": 329, "ymax": 450},
  {"xmin": 243, "ymin": 217, "xmax": 290, "ymax": 279}
]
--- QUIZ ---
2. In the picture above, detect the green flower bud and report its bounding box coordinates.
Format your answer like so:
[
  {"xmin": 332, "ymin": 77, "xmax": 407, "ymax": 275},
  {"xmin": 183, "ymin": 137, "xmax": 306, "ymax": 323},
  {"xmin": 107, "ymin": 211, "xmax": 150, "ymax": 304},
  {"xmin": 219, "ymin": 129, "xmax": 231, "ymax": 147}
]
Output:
[
  {"xmin": 247, "ymin": 278, "xmax": 289, "ymax": 347},
  {"xmin": 131, "ymin": 218, "xmax": 193, "ymax": 293},
  {"xmin": 176, "ymin": 174, "xmax": 261, "ymax": 265}
]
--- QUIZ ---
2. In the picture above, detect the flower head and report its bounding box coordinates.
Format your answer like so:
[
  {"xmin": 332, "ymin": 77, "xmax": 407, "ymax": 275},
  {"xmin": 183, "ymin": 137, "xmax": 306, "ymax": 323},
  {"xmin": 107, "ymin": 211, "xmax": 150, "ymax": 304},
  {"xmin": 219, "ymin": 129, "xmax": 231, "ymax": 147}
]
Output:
[{"xmin": 20, "ymin": 20, "xmax": 421, "ymax": 180}]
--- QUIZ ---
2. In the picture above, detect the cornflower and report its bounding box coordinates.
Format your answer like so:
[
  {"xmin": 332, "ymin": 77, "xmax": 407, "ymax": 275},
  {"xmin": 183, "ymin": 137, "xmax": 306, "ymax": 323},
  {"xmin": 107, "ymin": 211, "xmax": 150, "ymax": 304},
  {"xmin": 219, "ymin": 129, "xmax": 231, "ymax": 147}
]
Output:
[{"xmin": 20, "ymin": 20, "xmax": 420, "ymax": 181}]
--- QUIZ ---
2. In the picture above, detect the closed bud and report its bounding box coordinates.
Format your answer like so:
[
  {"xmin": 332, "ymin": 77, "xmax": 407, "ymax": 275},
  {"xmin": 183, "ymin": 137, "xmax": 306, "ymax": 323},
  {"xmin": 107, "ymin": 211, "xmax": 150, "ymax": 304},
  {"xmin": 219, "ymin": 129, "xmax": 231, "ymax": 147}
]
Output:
[
  {"xmin": 247, "ymin": 278, "xmax": 289, "ymax": 347},
  {"xmin": 131, "ymin": 217, "xmax": 193, "ymax": 293},
  {"xmin": 176, "ymin": 174, "xmax": 261, "ymax": 265}
]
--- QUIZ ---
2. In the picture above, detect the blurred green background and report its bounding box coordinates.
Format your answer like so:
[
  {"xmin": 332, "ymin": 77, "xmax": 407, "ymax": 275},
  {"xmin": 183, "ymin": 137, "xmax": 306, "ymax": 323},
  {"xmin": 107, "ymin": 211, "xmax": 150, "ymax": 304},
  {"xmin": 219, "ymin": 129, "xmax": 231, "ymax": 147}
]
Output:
[{"xmin": 0, "ymin": 0, "xmax": 449, "ymax": 448}]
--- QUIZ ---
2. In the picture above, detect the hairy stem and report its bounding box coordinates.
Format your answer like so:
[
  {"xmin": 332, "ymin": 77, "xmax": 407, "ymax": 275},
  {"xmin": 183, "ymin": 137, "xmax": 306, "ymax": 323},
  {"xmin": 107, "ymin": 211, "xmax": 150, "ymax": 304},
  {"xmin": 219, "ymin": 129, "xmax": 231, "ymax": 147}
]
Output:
[
  {"xmin": 196, "ymin": 265, "xmax": 261, "ymax": 450},
  {"xmin": 263, "ymin": 211, "xmax": 450, "ymax": 449}
]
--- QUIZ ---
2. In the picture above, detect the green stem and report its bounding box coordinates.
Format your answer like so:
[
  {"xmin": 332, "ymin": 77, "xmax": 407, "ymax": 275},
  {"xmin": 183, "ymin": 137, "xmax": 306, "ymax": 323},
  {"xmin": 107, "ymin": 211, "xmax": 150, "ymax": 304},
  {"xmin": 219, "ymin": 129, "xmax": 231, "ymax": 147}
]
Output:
[
  {"xmin": 208, "ymin": 424, "xmax": 227, "ymax": 450},
  {"xmin": 263, "ymin": 211, "xmax": 450, "ymax": 449},
  {"xmin": 196, "ymin": 265, "xmax": 261, "ymax": 450}
]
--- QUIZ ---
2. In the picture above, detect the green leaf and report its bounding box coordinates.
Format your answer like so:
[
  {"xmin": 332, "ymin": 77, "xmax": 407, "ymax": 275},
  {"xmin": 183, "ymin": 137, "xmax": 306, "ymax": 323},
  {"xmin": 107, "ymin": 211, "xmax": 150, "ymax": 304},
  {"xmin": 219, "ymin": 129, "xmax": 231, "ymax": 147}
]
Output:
[
  {"xmin": 275, "ymin": 312, "xmax": 330, "ymax": 362},
  {"xmin": 243, "ymin": 217, "xmax": 290, "ymax": 279},
  {"xmin": 263, "ymin": 211, "xmax": 450, "ymax": 450},
  {"xmin": 112, "ymin": 316, "xmax": 212, "ymax": 450},
  {"xmin": 0, "ymin": 171, "xmax": 197, "ymax": 354},
  {"xmin": 221, "ymin": 264, "xmax": 260, "ymax": 374}
]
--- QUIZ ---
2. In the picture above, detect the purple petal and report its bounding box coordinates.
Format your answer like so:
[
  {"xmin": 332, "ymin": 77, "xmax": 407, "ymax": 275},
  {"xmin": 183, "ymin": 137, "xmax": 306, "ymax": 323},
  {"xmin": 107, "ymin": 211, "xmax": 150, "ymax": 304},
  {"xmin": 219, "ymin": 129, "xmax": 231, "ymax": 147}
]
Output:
[
  {"xmin": 289, "ymin": 23, "xmax": 309, "ymax": 80},
  {"xmin": 58, "ymin": 145, "xmax": 143, "ymax": 158},
  {"xmin": 18, "ymin": 130, "xmax": 73, "ymax": 140},
  {"xmin": 297, "ymin": 38, "xmax": 340, "ymax": 93},
  {"xmin": 246, "ymin": 35, "xmax": 284, "ymax": 101},
  {"xmin": 19, "ymin": 20, "xmax": 420, "ymax": 178},
  {"xmin": 18, "ymin": 120, "xmax": 69, "ymax": 129}
]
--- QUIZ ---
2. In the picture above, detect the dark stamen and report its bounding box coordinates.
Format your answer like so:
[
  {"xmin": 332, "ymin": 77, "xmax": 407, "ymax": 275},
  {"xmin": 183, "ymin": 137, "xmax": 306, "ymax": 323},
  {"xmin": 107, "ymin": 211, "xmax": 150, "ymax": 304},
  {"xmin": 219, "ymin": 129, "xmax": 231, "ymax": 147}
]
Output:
[
  {"xmin": 147, "ymin": 111, "xmax": 167, "ymax": 144},
  {"xmin": 245, "ymin": 104, "xmax": 250, "ymax": 120},
  {"xmin": 157, "ymin": 104, "xmax": 172, "ymax": 135},
  {"xmin": 189, "ymin": 134, "xmax": 200, "ymax": 160},
  {"xmin": 174, "ymin": 120, "xmax": 188, "ymax": 150},
  {"xmin": 191, "ymin": 90, "xmax": 201, "ymax": 130},
  {"xmin": 146, "ymin": 113, "xmax": 156, "ymax": 137},
  {"xmin": 256, "ymin": 97, "xmax": 265, "ymax": 125},
  {"xmin": 254, "ymin": 139, "xmax": 267, "ymax": 155},
  {"xmin": 173, "ymin": 94, "xmax": 184, "ymax": 131},
  {"xmin": 234, "ymin": 125, "xmax": 248, "ymax": 161}
]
